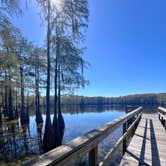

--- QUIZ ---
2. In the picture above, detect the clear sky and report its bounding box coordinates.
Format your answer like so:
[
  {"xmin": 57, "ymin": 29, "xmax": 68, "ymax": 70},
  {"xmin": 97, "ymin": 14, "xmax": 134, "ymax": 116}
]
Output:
[{"xmin": 12, "ymin": 0, "xmax": 166, "ymax": 97}]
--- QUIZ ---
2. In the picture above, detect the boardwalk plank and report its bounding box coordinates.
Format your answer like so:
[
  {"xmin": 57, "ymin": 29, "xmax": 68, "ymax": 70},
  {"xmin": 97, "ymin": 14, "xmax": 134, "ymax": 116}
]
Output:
[{"xmin": 120, "ymin": 113, "xmax": 166, "ymax": 166}]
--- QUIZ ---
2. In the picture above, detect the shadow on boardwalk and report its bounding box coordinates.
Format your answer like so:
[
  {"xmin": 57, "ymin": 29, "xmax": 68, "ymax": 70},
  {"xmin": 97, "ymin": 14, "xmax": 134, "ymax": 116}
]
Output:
[{"xmin": 120, "ymin": 113, "xmax": 165, "ymax": 166}]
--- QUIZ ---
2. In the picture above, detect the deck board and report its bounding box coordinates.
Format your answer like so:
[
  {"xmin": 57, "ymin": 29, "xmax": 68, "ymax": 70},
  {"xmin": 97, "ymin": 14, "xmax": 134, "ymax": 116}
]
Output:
[{"xmin": 120, "ymin": 113, "xmax": 166, "ymax": 166}]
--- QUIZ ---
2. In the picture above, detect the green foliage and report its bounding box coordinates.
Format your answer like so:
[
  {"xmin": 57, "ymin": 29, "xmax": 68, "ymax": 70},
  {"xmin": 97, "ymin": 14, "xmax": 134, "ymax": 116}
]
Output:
[{"xmin": 0, "ymin": 0, "xmax": 89, "ymax": 124}]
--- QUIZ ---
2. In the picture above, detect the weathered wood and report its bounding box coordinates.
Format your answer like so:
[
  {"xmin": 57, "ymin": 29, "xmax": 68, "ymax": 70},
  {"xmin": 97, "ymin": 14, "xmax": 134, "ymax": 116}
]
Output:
[
  {"xmin": 123, "ymin": 122, "xmax": 127, "ymax": 155},
  {"xmin": 100, "ymin": 113, "xmax": 141, "ymax": 166},
  {"xmin": 30, "ymin": 107, "xmax": 142, "ymax": 166},
  {"xmin": 158, "ymin": 107, "xmax": 166, "ymax": 114},
  {"xmin": 158, "ymin": 107, "xmax": 166, "ymax": 128},
  {"xmin": 89, "ymin": 146, "xmax": 98, "ymax": 166},
  {"xmin": 120, "ymin": 113, "xmax": 166, "ymax": 166}
]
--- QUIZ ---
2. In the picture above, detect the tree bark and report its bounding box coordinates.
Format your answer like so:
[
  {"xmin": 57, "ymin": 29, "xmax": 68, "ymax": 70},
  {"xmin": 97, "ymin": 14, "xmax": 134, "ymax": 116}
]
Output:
[
  {"xmin": 4, "ymin": 70, "xmax": 8, "ymax": 116},
  {"xmin": 58, "ymin": 65, "xmax": 65, "ymax": 144},
  {"xmin": 52, "ymin": 33, "xmax": 61, "ymax": 147},
  {"xmin": 20, "ymin": 65, "xmax": 26, "ymax": 125},
  {"xmin": 15, "ymin": 88, "xmax": 18, "ymax": 119},
  {"xmin": 43, "ymin": 0, "xmax": 54, "ymax": 152},
  {"xmin": 35, "ymin": 61, "xmax": 43, "ymax": 125},
  {"xmin": 8, "ymin": 70, "xmax": 14, "ymax": 120}
]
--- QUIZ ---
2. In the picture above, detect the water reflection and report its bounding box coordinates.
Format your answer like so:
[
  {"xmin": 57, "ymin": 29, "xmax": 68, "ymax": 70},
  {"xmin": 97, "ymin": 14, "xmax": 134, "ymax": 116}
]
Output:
[
  {"xmin": 37, "ymin": 123, "xmax": 43, "ymax": 154},
  {"xmin": 0, "ymin": 105, "xmax": 135, "ymax": 165},
  {"xmin": 22, "ymin": 125, "xmax": 29, "ymax": 156}
]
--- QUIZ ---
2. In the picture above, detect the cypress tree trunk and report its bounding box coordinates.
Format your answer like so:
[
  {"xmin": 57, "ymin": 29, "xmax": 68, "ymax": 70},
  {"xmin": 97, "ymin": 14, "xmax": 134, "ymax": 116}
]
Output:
[
  {"xmin": 1, "ymin": 93, "xmax": 4, "ymax": 115},
  {"xmin": 8, "ymin": 70, "xmax": 14, "ymax": 120},
  {"xmin": 0, "ymin": 97, "xmax": 2, "ymax": 124},
  {"xmin": 54, "ymin": 57, "xmax": 57, "ymax": 115},
  {"xmin": 15, "ymin": 88, "xmax": 18, "ymax": 119},
  {"xmin": 22, "ymin": 126, "xmax": 29, "ymax": 155},
  {"xmin": 20, "ymin": 65, "xmax": 26, "ymax": 125},
  {"xmin": 57, "ymin": 65, "xmax": 65, "ymax": 144},
  {"xmin": 35, "ymin": 64, "xmax": 43, "ymax": 125},
  {"xmin": 43, "ymin": 0, "xmax": 54, "ymax": 153},
  {"xmin": 26, "ymin": 94, "xmax": 30, "ymax": 124},
  {"xmin": 4, "ymin": 70, "xmax": 8, "ymax": 116},
  {"xmin": 37, "ymin": 123, "xmax": 43, "ymax": 153},
  {"xmin": 52, "ymin": 36, "xmax": 61, "ymax": 147}
]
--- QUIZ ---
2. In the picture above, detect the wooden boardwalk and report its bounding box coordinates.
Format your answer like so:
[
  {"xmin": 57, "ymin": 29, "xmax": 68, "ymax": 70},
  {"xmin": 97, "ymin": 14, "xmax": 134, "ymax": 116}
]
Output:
[
  {"xmin": 120, "ymin": 113, "xmax": 166, "ymax": 166},
  {"xmin": 29, "ymin": 107, "xmax": 166, "ymax": 166}
]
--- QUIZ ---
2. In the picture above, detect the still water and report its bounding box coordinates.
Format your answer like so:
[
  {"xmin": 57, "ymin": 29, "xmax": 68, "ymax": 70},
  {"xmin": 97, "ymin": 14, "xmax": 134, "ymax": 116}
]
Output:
[{"xmin": 0, "ymin": 105, "xmax": 126, "ymax": 165}]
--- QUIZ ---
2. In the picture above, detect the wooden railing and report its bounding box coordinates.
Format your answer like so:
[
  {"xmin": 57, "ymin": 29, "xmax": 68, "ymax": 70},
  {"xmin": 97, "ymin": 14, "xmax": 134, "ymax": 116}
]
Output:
[
  {"xmin": 30, "ymin": 106, "xmax": 142, "ymax": 166},
  {"xmin": 158, "ymin": 107, "xmax": 166, "ymax": 128}
]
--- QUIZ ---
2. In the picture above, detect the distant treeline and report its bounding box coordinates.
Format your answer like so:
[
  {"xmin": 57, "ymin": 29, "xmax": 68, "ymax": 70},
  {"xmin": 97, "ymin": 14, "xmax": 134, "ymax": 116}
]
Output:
[
  {"xmin": 59, "ymin": 93, "xmax": 166, "ymax": 106},
  {"xmin": 16, "ymin": 93, "xmax": 166, "ymax": 108}
]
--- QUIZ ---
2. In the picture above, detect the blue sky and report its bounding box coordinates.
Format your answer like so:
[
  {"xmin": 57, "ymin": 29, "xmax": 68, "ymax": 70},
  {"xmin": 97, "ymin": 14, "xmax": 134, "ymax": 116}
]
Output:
[{"xmin": 12, "ymin": 0, "xmax": 166, "ymax": 97}]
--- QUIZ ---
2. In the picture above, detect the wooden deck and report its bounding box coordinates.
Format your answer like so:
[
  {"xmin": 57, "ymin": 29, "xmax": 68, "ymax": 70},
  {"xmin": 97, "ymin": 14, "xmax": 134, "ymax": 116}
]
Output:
[
  {"xmin": 28, "ymin": 107, "xmax": 166, "ymax": 166},
  {"xmin": 30, "ymin": 107, "xmax": 143, "ymax": 166},
  {"xmin": 120, "ymin": 113, "xmax": 166, "ymax": 166}
]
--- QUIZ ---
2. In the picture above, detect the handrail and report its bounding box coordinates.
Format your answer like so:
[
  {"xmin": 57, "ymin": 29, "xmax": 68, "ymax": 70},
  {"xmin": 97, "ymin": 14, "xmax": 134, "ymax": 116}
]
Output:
[
  {"xmin": 100, "ymin": 112, "xmax": 141, "ymax": 166},
  {"xmin": 30, "ymin": 106, "xmax": 142, "ymax": 166},
  {"xmin": 158, "ymin": 107, "xmax": 166, "ymax": 114},
  {"xmin": 158, "ymin": 107, "xmax": 166, "ymax": 128}
]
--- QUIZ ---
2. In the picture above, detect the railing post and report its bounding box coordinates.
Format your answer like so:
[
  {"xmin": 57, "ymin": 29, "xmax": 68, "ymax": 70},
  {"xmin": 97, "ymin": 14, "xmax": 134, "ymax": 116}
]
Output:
[
  {"xmin": 89, "ymin": 146, "xmax": 98, "ymax": 166},
  {"xmin": 162, "ymin": 116, "xmax": 164, "ymax": 125},
  {"xmin": 123, "ymin": 121, "xmax": 127, "ymax": 155},
  {"xmin": 163, "ymin": 112, "xmax": 166, "ymax": 128},
  {"xmin": 159, "ymin": 111, "xmax": 160, "ymax": 120},
  {"xmin": 136, "ymin": 113, "xmax": 140, "ymax": 128},
  {"xmin": 164, "ymin": 120, "xmax": 166, "ymax": 129}
]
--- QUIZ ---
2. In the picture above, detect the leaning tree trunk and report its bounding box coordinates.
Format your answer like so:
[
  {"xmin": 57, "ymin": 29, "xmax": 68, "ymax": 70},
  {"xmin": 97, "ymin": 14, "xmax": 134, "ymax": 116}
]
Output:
[{"xmin": 43, "ymin": 0, "xmax": 54, "ymax": 153}]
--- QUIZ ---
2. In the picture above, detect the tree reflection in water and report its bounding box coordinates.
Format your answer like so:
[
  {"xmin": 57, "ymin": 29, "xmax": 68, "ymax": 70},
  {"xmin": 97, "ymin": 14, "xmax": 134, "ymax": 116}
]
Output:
[
  {"xmin": 0, "ymin": 105, "xmax": 128, "ymax": 165},
  {"xmin": 37, "ymin": 123, "xmax": 43, "ymax": 154},
  {"xmin": 0, "ymin": 118, "xmax": 44, "ymax": 165}
]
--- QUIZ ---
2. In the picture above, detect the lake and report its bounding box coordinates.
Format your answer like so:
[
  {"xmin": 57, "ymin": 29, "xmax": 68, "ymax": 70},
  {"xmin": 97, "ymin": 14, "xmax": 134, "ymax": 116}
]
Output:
[{"xmin": 0, "ymin": 105, "xmax": 128, "ymax": 165}]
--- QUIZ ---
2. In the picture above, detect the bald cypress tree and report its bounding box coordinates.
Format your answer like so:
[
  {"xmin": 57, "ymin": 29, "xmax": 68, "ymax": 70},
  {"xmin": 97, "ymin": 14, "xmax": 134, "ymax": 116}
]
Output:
[
  {"xmin": 36, "ymin": 0, "xmax": 89, "ymax": 152},
  {"xmin": 36, "ymin": 0, "xmax": 86, "ymax": 151},
  {"xmin": 29, "ymin": 47, "xmax": 45, "ymax": 125},
  {"xmin": 52, "ymin": 0, "xmax": 89, "ymax": 146},
  {"xmin": 0, "ymin": 18, "xmax": 19, "ymax": 120},
  {"xmin": 37, "ymin": 0, "xmax": 55, "ymax": 152}
]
